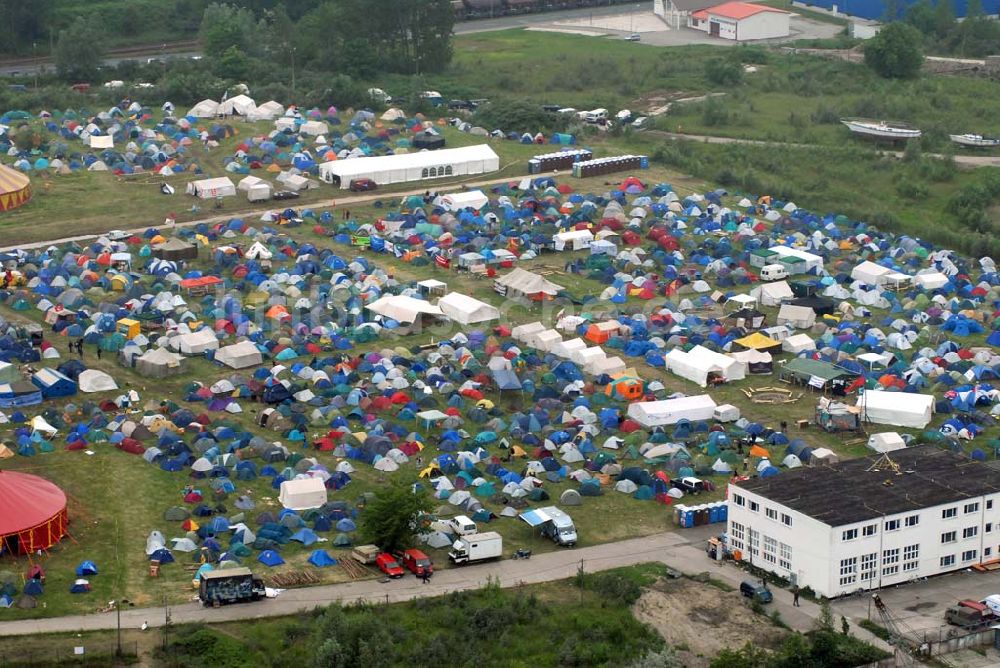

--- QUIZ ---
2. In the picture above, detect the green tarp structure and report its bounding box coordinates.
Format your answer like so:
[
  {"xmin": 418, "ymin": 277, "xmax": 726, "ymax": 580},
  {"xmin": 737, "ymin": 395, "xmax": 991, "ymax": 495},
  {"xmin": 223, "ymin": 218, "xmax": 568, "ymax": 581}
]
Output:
[{"xmin": 779, "ymin": 358, "xmax": 856, "ymax": 383}]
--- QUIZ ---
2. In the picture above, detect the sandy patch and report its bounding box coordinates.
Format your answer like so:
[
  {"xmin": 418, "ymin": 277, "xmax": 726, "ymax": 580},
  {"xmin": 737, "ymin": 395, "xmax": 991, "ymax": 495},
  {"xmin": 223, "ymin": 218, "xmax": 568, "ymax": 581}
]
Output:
[
  {"xmin": 632, "ymin": 578, "xmax": 788, "ymax": 667},
  {"xmin": 554, "ymin": 11, "xmax": 668, "ymax": 33},
  {"xmin": 523, "ymin": 27, "xmax": 610, "ymax": 37}
]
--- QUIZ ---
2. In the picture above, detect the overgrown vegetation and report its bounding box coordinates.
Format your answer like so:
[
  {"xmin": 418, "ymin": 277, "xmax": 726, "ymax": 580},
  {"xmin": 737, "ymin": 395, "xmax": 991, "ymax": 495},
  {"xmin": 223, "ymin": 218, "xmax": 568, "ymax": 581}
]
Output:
[
  {"xmin": 864, "ymin": 22, "xmax": 924, "ymax": 79},
  {"xmin": 904, "ymin": 0, "xmax": 1000, "ymax": 57},
  {"xmin": 159, "ymin": 576, "xmax": 665, "ymax": 668}
]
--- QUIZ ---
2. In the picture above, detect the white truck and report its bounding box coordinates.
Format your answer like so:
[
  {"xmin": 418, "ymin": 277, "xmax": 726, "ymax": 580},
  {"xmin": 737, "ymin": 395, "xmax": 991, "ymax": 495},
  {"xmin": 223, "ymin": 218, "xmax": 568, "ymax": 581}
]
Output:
[
  {"xmin": 446, "ymin": 515, "xmax": 478, "ymax": 536},
  {"xmin": 520, "ymin": 506, "xmax": 578, "ymax": 547},
  {"xmin": 448, "ymin": 532, "xmax": 503, "ymax": 565}
]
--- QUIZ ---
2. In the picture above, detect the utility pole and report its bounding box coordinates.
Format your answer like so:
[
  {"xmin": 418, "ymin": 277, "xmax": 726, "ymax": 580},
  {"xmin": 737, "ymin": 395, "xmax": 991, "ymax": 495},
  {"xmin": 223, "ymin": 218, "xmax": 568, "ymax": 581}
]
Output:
[
  {"xmin": 115, "ymin": 599, "xmax": 122, "ymax": 656},
  {"xmin": 32, "ymin": 42, "xmax": 37, "ymax": 89}
]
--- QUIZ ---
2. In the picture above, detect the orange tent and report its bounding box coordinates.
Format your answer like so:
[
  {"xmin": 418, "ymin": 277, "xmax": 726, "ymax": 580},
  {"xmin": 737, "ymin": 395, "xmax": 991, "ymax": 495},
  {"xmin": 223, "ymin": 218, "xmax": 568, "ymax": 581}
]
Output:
[{"xmin": 749, "ymin": 445, "xmax": 770, "ymax": 459}]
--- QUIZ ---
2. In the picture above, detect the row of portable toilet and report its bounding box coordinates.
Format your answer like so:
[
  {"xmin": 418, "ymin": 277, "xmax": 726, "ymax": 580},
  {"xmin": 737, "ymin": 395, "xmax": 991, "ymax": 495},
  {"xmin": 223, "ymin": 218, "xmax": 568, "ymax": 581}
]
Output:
[
  {"xmin": 571, "ymin": 154, "xmax": 648, "ymax": 178},
  {"xmin": 674, "ymin": 502, "xmax": 728, "ymax": 528}
]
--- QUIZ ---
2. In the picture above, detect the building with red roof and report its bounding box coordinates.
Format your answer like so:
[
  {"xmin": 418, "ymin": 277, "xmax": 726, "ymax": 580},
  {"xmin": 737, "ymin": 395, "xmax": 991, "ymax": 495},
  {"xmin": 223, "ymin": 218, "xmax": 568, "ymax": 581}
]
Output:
[{"xmin": 689, "ymin": 1, "xmax": 790, "ymax": 40}]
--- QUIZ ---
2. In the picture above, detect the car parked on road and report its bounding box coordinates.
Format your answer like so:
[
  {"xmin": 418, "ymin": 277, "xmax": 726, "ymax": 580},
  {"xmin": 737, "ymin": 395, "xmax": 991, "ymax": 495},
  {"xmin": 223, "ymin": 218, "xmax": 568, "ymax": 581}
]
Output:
[
  {"xmin": 399, "ymin": 549, "xmax": 434, "ymax": 577},
  {"xmin": 740, "ymin": 580, "xmax": 773, "ymax": 604},
  {"xmin": 375, "ymin": 552, "xmax": 405, "ymax": 578},
  {"xmin": 272, "ymin": 190, "xmax": 300, "ymax": 201}
]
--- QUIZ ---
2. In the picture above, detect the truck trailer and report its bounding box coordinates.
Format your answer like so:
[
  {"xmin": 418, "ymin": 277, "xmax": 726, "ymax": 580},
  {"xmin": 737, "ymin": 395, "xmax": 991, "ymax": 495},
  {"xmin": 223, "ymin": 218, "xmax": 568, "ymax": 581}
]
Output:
[
  {"xmin": 198, "ymin": 567, "xmax": 265, "ymax": 607},
  {"xmin": 448, "ymin": 531, "xmax": 503, "ymax": 565}
]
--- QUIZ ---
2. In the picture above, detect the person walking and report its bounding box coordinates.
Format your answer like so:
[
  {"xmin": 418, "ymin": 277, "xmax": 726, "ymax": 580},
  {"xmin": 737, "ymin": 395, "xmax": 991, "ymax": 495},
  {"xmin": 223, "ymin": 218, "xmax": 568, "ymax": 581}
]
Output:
[
  {"xmin": 792, "ymin": 585, "xmax": 800, "ymax": 607},
  {"xmin": 96, "ymin": 346, "xmax": 102, "ymax": 360}
]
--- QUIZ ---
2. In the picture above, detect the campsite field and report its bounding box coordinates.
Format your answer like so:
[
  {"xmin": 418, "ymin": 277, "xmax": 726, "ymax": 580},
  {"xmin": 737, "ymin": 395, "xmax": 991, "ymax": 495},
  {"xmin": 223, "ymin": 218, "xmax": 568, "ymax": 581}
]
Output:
[{"xmin": 0, "ymin": 149, "xmax": 983, "ymax": 617}]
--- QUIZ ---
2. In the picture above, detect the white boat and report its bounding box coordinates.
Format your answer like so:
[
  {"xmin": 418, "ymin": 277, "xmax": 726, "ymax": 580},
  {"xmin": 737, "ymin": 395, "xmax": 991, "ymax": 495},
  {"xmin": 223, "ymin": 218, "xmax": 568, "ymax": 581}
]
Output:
[
  {"xmin": 949, "ymin": 133, "xmax": 1000, "ymax": 148},
  {"xmin": 841, "ymin": 118, "xmax": 921, "ymax": 141}
]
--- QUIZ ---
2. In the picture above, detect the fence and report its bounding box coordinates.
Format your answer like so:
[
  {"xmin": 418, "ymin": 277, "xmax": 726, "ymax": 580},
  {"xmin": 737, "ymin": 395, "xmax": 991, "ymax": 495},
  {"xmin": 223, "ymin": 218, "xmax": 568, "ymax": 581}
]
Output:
[
  {"xmin": 0, "ymin": 641, "xmax": 137, "ymax": 667},
  {"xmin": 918, "ymin": 623, "xmax": 996, "ymax": 657}
]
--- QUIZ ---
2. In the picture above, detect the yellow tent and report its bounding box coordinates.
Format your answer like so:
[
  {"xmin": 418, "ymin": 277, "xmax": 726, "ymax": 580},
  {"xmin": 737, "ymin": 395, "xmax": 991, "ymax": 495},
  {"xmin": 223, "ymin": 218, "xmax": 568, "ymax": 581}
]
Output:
[{"xmin": 733, "ymin": 332, "xmax": 782, "ymax": 353}]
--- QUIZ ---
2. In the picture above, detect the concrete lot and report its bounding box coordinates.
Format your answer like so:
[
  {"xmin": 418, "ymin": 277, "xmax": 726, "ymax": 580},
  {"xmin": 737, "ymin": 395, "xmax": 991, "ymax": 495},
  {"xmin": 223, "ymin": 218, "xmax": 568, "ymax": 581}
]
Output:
[{"xmin": 528, "ymin": 9, "xmax": 844, "ymax": 45}]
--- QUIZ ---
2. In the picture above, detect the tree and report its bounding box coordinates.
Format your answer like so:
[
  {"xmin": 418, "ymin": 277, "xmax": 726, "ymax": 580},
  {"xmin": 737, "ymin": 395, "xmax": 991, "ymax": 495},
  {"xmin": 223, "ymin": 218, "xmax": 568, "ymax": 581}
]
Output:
[
  {"xmin": 626, "ymin": 647, "xmax": 684, "ymax": 668},
  {"xmin": 864, "ymin": 22, "xmax": 924, "ymax": 78},
  {"xmin": 199, "ymin": 3, "xmax": 262, "ymax": 59},
  {"xmin": 709, "ymin": 642, "xmax": 771, "ymax": 668},
  {"xmin": 358, "ymin": 479, "xmax": 431, "ymax": 553},
  {"xmin": 474, "ymin": 99, "xmax": 569, "ymax": 134},
  {"xmin": 0, "ymin": 0, "xmax": 54, "ymax": 55},
  {"xmin": 53, "ymin": 18, "xmax": 105, "ymax": 82}
]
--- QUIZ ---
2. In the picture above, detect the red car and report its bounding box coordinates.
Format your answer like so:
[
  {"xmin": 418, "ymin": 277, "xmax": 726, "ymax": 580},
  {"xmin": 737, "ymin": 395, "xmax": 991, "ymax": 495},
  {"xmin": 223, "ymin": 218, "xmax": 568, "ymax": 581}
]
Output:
[
  {"xmin": 349, "ymin": 178, "xmax": 378, "ymax": 192},
  {"xmin": 375, "ymin": 552, "xmax": 404, "ymax": 578},
  {"xmin": 400, "ymin": 549, "xmax": 433, "ymax": 577}
]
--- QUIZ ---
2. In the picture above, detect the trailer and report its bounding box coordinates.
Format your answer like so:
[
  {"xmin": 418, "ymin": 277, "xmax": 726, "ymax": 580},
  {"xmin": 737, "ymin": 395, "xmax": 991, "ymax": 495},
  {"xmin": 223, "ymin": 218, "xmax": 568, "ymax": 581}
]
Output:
[
  {"xmin": 448, "ymin": 531, "xmax": 503, "ymax": 565},
  {"xmin": 198, "ymin": 567, "xmax": 265, "ymax": 607}
]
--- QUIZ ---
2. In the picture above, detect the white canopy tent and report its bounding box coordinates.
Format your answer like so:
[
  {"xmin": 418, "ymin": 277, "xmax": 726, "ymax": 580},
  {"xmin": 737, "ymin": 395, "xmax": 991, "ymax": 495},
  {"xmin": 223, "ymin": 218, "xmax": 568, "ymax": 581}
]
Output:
[
  {"xmin": 186, "ymin": 177, "xmax": 236, "ymax": 199},
  {"xmin": 553, "ymin": 229, "xmax": 594, "ymax": 251},
  {"xmin": 751, "ymin": 280, "xmax": 793, "ymax": 307},
  {"xmin": 319, "ymin": 145, "xmax": 499, "ymax": 189},
  {"xmin": 172, "ymin": 329, "xmax": 219, "ymax": 355},
  {"xmin": 366, "ymin": 295, "xmax": 443, "ymax": 324},
  {"xmin": 857, "ymin": 391, "xmax": 934, "ymax": 429},
  {"xmin": 664, "ymin": 345, "xmax": 746, "ymax": 387},
  {"xmin": 435, "ymin": 190, "xmax": 489, "ymax": 212},
  {"xmin": 187, "ymin": 99, "xmax": 219, "ymax": 118},
  {"xmin": 776, "ymin": 304, "xmax": 816, "ymax": 329},
  {"xmin": 278, "ymin": 477, "xmax": 328, "ymax": 511},
  {"xmin": 217, "ymin": 94, "xmax": 256, "ymax": 116},
  {"xmin": 437, "ymin": 292, "xmax": 500, "ymax": 325},
  {"xmin": 627, "ymin": 395, "xmax": 718, "ymax": 427},
  {"xmin": 215, "ymin": 340, "xmax": 263, "ymax": 369}
]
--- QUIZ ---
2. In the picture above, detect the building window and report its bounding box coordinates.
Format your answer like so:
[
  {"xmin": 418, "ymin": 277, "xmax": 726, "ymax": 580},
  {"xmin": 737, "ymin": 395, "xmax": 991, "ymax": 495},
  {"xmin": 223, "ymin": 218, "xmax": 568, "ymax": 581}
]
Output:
[
  {"xmin": 965, "ymin": 502, "xmax": 980, "ymax": 514},
  {"xmin": 883, "ymin": 564, "xmax": 899, "ymax": 577},
  {"xmin": 779, "ymin": 542, "xmax": 792, "ymax": 570},
  {"xmin": 942, "ymin": 531, "xmax": 957, "ymax": 544},
  {"xmin": 731, "ymin": 522, "xmax": 745, "ymax": 551},
  {"xmin": 987, "ymin": 500, "xmax": 994, "ymax": 510},
  {"xmin": 749, "ymin": 529, "xmax": 759, "ymax": 556},
  {"xmin": 943, "ymin": 507, "xmax": 958, "ymax": 520},
  {"xmin": 963, "ymin": 526, "xmax": 979, "ymax": 539},
  {"xmin": 421, "ymin": 168, "xmax": 429, "ymax": 178},
  {"xmin": 781, "ymin": 513, "xmax": 792, "ymax": 527},
  {"xmin": 986, "ymin": 547, "xmax": 993, "ymax": 558},
  {"xmin": 842, "ymin": 528, "xmax": 858, "ymax": 541},
  {"xmin": 749, "ymin": 501, "xmax": 759, "ymax": 513},
  {"xmin": 763, "ymin": 536, "xmax": 777, "ymax": 564},
  {"xmin": 732, "ymin": 494, "xmax": 745, "ymax": 507},
  {"xmin": 885, "ymin": 519, "xmax": 901, "ymax": 532},
  {"xmin": 863, "ymin": 524, "xmax": 877, "ymax": 537},
  {"xmin": 444, "ymin": 165, "xmax": 453, "ymax": 176},
  {"xmin": 941, "ymin": 555, "xmax": 956, "ymax": 568},
  {"xmin": 839, "ymin": 557, "xmax": 857, "ymax": 586},
  {"xmin": 962, "ymin": 549, "xmax": 978, "ymax": 563},
  {"xmin": 766, "ymin": 508, "xmax": 778, "ymax": 521},
  {"xmin": 883, "ymin": 548, "xmax": 900, "ymax": 566},
  {"xmin": 905, "ymin": 515, "xmax": 919, "ymax": 527},
  {"xmin": 860, "ymin": 553, "xmax": 877, "ymax": 581},
  {"xmin": 903, "ymin": 544, "xmax": 919, "ymax": 572},
  {"xmin": 988, "ymin": 523, "xmax": 994, "ymax": 534}
]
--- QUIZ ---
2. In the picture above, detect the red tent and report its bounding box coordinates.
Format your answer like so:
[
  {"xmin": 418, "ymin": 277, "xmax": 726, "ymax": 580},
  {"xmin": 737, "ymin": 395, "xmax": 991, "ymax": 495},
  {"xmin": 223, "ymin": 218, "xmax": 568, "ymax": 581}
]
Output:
[{"xmin": 0, "ymin": 471, "xmax": 68, "ymax": 554}]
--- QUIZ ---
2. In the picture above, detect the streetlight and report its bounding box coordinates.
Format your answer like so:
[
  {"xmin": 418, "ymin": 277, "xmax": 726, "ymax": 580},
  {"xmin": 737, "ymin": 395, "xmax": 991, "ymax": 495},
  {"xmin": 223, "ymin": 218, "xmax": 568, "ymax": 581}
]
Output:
[{"xmin": 113, "ymin": 598, "xmax": 131, "ymax": 656}]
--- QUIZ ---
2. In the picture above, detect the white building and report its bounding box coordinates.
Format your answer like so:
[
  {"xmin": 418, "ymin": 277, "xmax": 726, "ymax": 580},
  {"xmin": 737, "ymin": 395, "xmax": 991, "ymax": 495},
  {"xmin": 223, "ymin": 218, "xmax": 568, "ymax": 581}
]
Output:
[
  {"xmin": 689, "ymin": 1, "xmax": 790, "ymax": 41},
  {"xmin": 727, "ymin": 446, "xmax": 1000, "ymax": 598},
  {"xmin": 318, "ymin": 145, "xmax": 499, "ymax": 189},
  {"xmin": 654, "ymin": 0, "xmax": 719, "ymax": 29}
]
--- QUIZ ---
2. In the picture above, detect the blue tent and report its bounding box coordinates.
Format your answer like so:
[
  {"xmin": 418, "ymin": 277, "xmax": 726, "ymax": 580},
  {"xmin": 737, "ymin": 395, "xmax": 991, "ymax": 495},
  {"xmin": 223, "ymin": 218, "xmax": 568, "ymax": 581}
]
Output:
[
  {"xmin": 258, "ymin": 550, "xmax": 285, "ymax": 566},
  {"xmin": 307, "ymin": 550, "xmax": 338, "ymax": 567},
  {"xmin": 76, "ymin": 560, "xmax": 98, "ymax": 576}
]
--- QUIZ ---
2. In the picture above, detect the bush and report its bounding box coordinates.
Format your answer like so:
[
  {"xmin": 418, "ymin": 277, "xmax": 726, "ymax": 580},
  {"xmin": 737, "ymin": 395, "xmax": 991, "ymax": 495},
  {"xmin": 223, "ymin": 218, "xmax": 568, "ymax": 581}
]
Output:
[
  {"xmin": 864, "ymin": 22, "xmax": 924, "ymax": 79},
  {"xmin": 705, "ymin": 58, "xmax": 744, "ymax": 86},
  {"xmin": 587, "ymin": 572, "xmax": 643, "ymax": 605}
]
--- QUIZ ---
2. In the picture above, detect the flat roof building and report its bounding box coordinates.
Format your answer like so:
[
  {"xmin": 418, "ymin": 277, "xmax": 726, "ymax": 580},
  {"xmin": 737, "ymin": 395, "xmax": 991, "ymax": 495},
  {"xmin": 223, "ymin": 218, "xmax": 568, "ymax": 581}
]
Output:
[{"xmin": 727, "ymin": 446, "xmax": 1000, "ymax": 597}]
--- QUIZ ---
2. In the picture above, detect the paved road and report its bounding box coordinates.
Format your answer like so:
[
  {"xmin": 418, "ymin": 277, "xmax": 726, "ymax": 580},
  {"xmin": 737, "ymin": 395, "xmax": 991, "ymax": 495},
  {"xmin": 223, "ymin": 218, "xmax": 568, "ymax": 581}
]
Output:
[{"xmin": 653, "ymin": 130, "xmax": 1000, "ymax": 169}]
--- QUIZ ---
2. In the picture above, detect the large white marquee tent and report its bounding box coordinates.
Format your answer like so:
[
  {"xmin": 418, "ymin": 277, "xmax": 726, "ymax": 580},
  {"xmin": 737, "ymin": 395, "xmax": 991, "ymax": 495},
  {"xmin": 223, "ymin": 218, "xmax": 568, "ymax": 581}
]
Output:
[{"xmin": 319, "ymin": 145, "xmax": 499, "ymax": 189}]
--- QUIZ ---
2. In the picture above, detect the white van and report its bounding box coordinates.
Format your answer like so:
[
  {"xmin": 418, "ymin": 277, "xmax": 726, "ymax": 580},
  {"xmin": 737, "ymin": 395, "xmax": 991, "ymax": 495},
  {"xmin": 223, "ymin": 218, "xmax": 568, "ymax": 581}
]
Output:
[
  {"xmin": 760, "ymin": 264, "xmax": 788, "ymax": 281},
  {"xmin": 584, "ymin": 108, "xmax": 608, "ymax": 124}
]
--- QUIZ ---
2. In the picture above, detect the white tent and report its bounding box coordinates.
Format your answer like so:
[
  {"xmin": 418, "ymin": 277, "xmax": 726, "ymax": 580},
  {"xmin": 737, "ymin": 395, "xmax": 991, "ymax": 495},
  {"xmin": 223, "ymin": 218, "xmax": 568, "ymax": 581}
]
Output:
[
  {"xmin": 437, "ymin": 292, "xmax": 500, "ymax": 325},
  {"xmin": 776, "ymin": 304, "xmax": 816, "ymax": 329},
  {"xmin": 245, "ymin": 241, "xmax": 273, "ymax": 260},
  {"xmin": 664, "ymin": 345, "xmax": 746, "ymax": 387},
  {"xmin": 913, "ymin": 271, "xmax": 949, "ymax": 290},
  {"xmin": 494, "ymin": 268, "xmax": 563, "ymax": 300},
  {"xmin": 768, "ymin": 246, "xmax": 824, "ymax": 272},
  {"xmin": 278, "ymin": 477, "xmax": 328, "ymax": 511},
  {"xmin": 553, "ymin": 229, "xmax": 594, "ymax": 251},
  {"xmin": 782, "ymin": 333, "xmax": 816, "ymax": 354},
  {"xmin": 588, "ymin": 356, "xmax": 626, "ymax": 376},
  {"xmin": 173, "ymin": 329, "xmax": 219, "ymax": 355},
  {"xmin": 187, "ymin": 99, "xmax": 220, "ymax": 118},
  {"xmin": 435, "ymin": 190, "xmax": 489, "ymax": 212},
  {"xmin": 217, "ymin": 94, "xmax": 256, "ymax": 116},
  {"xmin": 319, "ymin": 145, "xmax": 499, "ymax": 189},
  {"xmin": 88, "ymin": 135, "xmax": 114, "ymax": 149},
  {"xmin": 851, "ymin": 260, "xmax": 910, "ymax": 288},
  {"xmin": 867, "ymin": 432, "xmax": 906, "ymax": 453},
  {"xmin": 247, "ymin": 100, "xmax": 285, "ymax": 121},
  {"xmin": 136, "ymin": 348, "xmax": 185, "ymax": 377},
  {"xmin": 627, "ymin": 395, "xmax": 717, "ymax": 427},
  {"xmin": 367, "ymin": 295, "xmax": 443, "ymax": 324},
  {"xmin": 186, "ymin": 177, "xmax": 236, "ymax": 199},
  {"xmin": 215, "ymin": 340, "xmax": 263, "ymax": 369},
  {"xmin": 511, "ymin": 322, "xmax": 545, "ymax": 343},
  {"xmin": 857, "ymin": 391, "xmax": 934, "ymax": 429},
  {"xmin": 299, "ymin": 120, "xmax": 328, "ymax": 136},
  {"xmin": 530, "ymin": 330, "xmax": 563, "ymax": 353},
  {"xmin": 750, "ymin": 280, "xmax": 793, "ymax": 307},
  {"xmin": 77, "ymin": 369, "xmax": 119, "ymax": 393}
]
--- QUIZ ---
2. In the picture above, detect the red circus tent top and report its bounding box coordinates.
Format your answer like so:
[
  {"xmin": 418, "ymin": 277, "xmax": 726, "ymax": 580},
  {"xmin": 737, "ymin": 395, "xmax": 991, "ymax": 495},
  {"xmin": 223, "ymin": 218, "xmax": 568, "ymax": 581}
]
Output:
[{"xmin": 0, "ymin": 470, "xmax": 68, "ymax": 552}]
